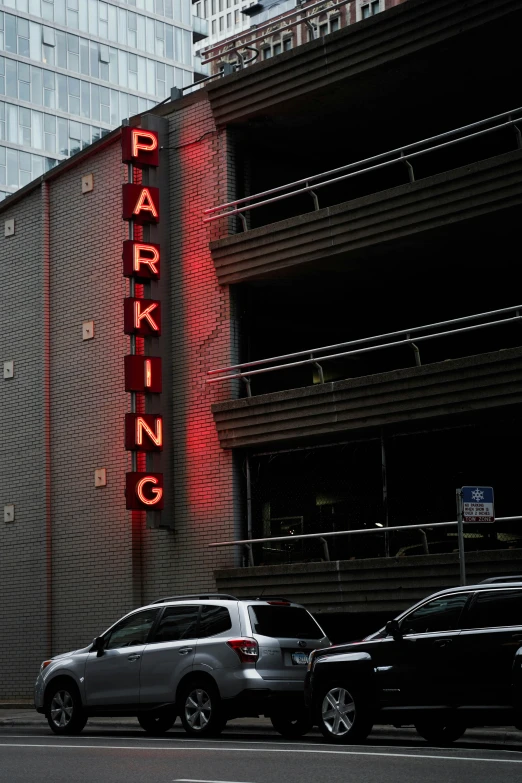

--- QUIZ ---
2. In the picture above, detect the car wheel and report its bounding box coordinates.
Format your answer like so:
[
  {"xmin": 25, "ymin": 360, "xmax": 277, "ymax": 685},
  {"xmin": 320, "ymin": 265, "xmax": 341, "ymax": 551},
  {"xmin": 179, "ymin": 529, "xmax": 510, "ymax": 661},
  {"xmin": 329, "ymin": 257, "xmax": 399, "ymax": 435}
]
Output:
[
  {"xmin": 270, "ymin": 713, "xmax": 313, "ymax": 738},
  {"xmin": 414, "ymin": 718, "xmax": 466, "ymax": 744},
  {"xmin": 179, "ymin": 680, "xmax": 226, "ymax": 737},
  {"xmin": 316, "ymin": 683, "xmax": 373, "ymax": 744},
  {"xmin": 46, "ymin": 682, "xmax": 87, "ymax": 736},
  {"xmin": 138, "ymin": 710, "xmax": 176, "ymax": 735}
]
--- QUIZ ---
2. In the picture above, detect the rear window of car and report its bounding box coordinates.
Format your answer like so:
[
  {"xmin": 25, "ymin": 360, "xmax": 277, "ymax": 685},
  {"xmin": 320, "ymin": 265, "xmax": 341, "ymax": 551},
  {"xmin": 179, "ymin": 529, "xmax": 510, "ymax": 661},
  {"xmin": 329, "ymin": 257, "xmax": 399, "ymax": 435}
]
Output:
[
  {"xmin": 248, "ymin": 605, "xmax": 323, "ymax": 639},
  {"xmin": 462, "ymin": 589, "xmax": 522, "ymax": 629}
]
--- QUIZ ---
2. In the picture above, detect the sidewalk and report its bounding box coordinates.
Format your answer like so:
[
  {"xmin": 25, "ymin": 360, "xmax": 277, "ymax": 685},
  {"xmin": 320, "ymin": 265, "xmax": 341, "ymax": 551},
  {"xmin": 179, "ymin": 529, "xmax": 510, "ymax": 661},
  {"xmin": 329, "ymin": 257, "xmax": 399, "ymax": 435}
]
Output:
[{"xmin": 0, "ymin": 703, "xmax": 521, "ymax": 745}]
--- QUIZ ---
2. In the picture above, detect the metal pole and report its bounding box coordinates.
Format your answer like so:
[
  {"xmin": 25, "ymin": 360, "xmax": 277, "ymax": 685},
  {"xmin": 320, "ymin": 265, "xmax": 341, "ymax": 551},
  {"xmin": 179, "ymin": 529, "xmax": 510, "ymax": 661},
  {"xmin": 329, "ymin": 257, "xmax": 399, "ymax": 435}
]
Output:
[
  {"xmin": 381, "ymin": 432, "xmax": 390, "ymax": 557},
  {"xmin": 245, "ymin": 454, "xmax": 252, "ymax": 540},
  {"xmin": 456, "ymin": 488, "xmax": 466, "ymax": 586},
  {"xmin": 245, "ymin": 454, "xmax": 254, "ymax": 567}
]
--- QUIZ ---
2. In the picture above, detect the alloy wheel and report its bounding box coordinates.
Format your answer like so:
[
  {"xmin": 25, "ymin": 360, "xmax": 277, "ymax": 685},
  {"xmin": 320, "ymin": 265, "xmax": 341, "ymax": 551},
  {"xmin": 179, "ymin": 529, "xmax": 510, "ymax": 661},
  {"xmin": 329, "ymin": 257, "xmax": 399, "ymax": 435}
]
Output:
[
  {"xmin": 321, "ymin": 686, "xmax": 356, "ymax": 736},
  {"xmin": 50, "ymin": 690, "xmax": 74, "ymax": 729},
  {"xmin": 185, "ymin": 688, "xmax": 212, "ymax": 730}
]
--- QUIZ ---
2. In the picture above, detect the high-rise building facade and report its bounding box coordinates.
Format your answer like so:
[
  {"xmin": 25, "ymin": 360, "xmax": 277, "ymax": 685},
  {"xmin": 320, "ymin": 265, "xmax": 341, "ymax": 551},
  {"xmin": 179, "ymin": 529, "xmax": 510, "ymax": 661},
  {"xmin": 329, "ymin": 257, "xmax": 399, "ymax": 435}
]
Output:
[{"xmin": 0, "ymin": 0, "xmax": 200, "ymax": 201}]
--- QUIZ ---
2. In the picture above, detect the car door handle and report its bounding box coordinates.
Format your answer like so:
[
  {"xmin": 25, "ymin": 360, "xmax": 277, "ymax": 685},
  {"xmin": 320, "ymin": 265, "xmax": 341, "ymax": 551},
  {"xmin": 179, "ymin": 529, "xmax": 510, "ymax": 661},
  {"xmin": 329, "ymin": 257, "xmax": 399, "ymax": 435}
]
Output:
[
  {"xmin": 432, "ymin": 639, "xmax": 452, "ymax": 647},
  {"xmin": 127, "ymin": 654, "xmax": 141, "ymax": 661},
  {"xmin": 178, "ymin": 647, "xmax": 193, "ymax": 655}
]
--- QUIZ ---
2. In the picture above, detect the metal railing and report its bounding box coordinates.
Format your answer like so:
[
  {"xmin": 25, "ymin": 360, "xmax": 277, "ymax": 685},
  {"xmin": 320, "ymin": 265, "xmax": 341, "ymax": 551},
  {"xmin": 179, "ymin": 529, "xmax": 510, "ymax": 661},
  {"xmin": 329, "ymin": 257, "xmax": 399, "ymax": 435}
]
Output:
[
  {"xmin": 203, "ymin": 107, "xmax": 522, "ymax": 229},
  {"xmin": 209, "ymin": 517, "xmax": 522, "ymax": 567},
  {"xmin": 207, "ymin": 304, "xmax": 522, "ymax": 394}
]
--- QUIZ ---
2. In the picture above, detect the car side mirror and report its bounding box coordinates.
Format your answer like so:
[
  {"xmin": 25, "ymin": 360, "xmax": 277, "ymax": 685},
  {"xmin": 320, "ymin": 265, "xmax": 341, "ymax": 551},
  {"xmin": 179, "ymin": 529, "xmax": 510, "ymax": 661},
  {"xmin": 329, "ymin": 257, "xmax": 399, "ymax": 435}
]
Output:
[
  {"xmin": 92, "ymin": 636, "xmax": 105, "ymax": 656},
  {"xmin": 385, "ymin": 619, "xmax": 402, "ymax": 640}
]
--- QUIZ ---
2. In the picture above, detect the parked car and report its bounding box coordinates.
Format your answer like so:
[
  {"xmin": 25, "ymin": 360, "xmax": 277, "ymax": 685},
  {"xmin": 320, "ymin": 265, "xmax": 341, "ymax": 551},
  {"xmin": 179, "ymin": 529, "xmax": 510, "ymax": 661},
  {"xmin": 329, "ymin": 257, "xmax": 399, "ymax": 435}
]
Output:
[
  {"xmin": 305, "ymin": 577, "xmax": 522, "ymax": 744},
  {"xmin": 35, "ymin": 593, "xmax": 329, "ymax": 737}
]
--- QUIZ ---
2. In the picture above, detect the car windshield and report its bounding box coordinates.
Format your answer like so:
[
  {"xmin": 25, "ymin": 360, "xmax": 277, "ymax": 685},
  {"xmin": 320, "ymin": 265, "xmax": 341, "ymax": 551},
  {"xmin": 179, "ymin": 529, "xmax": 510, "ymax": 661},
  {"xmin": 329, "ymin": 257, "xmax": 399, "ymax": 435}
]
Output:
[{"xmin": 249, "ymin": 605, "xmax": 323, "ymax": 639}]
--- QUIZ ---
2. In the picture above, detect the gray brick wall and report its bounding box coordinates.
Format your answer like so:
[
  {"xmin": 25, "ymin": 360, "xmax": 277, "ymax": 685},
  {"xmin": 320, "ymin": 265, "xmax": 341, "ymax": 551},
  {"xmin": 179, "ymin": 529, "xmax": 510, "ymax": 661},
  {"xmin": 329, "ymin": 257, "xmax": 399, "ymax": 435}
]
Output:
[
  {"xmin": 48, "ymin": 141, "xmax": 136, "ymax": 656},
  {"xmin": 0, "ymin": 187, "xmax": 48, "ymax": 698}
]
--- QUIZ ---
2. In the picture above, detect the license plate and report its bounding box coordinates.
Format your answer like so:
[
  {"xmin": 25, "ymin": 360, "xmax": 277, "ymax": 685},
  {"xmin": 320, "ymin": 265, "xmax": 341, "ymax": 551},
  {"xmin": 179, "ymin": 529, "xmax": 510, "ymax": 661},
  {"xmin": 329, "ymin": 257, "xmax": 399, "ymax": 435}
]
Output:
[{"xmin": 291, "ymin": 652, "xmax": 309, "ymax": 665}]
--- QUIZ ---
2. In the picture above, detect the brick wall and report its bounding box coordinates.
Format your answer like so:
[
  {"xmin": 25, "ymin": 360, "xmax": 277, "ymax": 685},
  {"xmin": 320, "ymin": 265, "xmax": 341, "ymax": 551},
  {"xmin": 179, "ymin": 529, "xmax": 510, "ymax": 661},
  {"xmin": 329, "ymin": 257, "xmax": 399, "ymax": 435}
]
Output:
[
  {"xmin": 48, "ymin": 140, "xmax": 136, "ymax": 656},
  {"xmin": 0, "ymin": 187, "xmax": 48, "ymax": 697}
]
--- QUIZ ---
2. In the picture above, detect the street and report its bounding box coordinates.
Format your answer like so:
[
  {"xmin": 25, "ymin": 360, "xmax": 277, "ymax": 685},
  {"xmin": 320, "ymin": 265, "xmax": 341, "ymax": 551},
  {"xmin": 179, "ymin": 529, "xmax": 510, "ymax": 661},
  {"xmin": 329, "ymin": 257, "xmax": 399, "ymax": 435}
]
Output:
[{"xmin": 1, "ymin": 723, "xmax": 521, "ymax": 783}]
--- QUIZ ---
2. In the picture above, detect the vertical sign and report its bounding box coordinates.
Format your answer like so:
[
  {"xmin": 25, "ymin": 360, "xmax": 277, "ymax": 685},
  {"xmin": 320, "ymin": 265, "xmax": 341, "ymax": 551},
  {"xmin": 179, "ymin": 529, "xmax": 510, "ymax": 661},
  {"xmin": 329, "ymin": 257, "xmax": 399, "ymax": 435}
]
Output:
[{"xmin": 122, "ymin": 126, "xmax": 164, "ymax": 511}]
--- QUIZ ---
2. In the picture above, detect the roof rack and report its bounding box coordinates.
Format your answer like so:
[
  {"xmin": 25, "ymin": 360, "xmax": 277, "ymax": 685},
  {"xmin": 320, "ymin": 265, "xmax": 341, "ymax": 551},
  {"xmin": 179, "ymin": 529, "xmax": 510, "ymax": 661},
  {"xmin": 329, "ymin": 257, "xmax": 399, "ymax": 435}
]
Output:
[
  {"xmin": 152, "ymin": 593, "xmax": 238, "ymax": 604},
  {"xmin": 250, "ymin": 596, "xmax": 294, "ymax": 603},
  {"xmin": 479, "ymin": 576, "xmax": 522, "ymax": 584}
]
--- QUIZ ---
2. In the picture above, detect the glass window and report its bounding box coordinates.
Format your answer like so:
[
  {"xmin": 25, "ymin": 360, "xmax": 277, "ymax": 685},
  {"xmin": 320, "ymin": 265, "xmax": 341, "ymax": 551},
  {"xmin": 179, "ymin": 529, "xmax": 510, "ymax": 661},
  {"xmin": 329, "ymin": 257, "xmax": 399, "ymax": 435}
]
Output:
[
  {"xmin": 198, "ymin": 606, "xmax": 232, "ymax": 638},
  {"xmin": 41, "ymin": 0, "xmax": 54, "ymax": 22},
  {"xmin": 29, "ymin": 22, "xmax": 41, "ymax": 62},
  {"xmin": 248, "ymin": 606, "xmax": 323, "ymax": 639},
  {"xmin": 55, "ymin": 0, "xmax": 66, "ymax": 25},
  {"xmin": 100, "ymin": 85, "xmax": 110, "ymax": 123},
  {"xmin": 400, "ymin": 594, "xmax": 470, "ymax": 636},
  {"xmin": 262, "ymin": 46, "xmax": 271, "ymax": 59},
  {"xmin": 81, "ymin": 78, "xmax": 89, "ymax": 117},
  {"xmin": 32, "ymin": 154, "xmax": 44, "ymax": 178},
  {"xmin": 151, "ymin": 606, "xmax": 200, "ymax": 643},
  {"xmin": 89, "ymin": 40, "xmax": 99, "ymax": 78},
  {"xmin": 104, "ymin": 609, "xmax": 159, "ymax": 650},
  {"xmin": 463, "ymin": 590, "xmax": 522, "ymax": 630},
  {"xmin": 57, "ymin": 116, "xmax": 68, "ymax": 154},
  {"xmin": 5, "ymin": 14, "xmax": 17, "ymax": 54},
  {"xmin": 5, "ymin": 58, "xmax": 17, "ymax": 98},
  {"xmin": 226, "ymin": 12, "xmax": 231, "ymax": 28},
  {"xmin": 283, "ymin": 38, "xmax": 292, "ymax": 51},
  {"xmin": 56, "ymin": 31, "xmax": 67, "ymax": 68},
  {"xmin": 32, "ymin": 109, "xmax": 43, "ymax": 149},
  {"xmin": 80, "ymin": 37, "xmax": 89, "ymax": 75},
  {"xmin": 17, "ymin": 17, "xmax": 30, "ymax": 58},
  {"xmin": 330, "ymin": 17, "xmax": 340, "ymax": 32},
  {"xmin": 43, "ymin": 44, "xmax": 55, "ymax": 66},
  {"xmin": 56, "ymin": 73, "xmax": 67, "ymax": 111},
  {"xmin": 6, "ymin": 147, "xmax": 18, "ymax": 188},
  {"xmin": 31, "ymin": 66, "xmax": 43, "ymax": 106},
  {"xmin": 90, "ymin": 82, "xmax": 100, "ymax": 120},
  {"xmin": 43, "ymin": 68, "xmax": 55, "ymax": 107},
  {"xmin": 273, "ymin": 42, "xmax": 281, "ymax": 55}
]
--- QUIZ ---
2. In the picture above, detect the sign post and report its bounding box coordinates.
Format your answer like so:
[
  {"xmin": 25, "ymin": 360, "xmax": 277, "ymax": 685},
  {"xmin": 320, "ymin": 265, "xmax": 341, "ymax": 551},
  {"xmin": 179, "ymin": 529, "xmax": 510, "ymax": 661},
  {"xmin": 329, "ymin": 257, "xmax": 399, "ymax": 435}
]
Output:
[
  {"xmin": 456, "ymin": 488, "xmax": 466, "ymax": 586},
  {"xmin": 456, "ymin": 486, "xmax": 495, "ymax": 586}
]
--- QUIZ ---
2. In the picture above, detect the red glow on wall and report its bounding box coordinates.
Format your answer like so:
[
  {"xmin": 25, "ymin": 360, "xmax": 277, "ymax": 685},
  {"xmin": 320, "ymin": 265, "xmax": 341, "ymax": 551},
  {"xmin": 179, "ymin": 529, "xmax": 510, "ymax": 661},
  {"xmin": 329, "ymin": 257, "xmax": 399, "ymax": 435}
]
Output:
[
  {"xmin": 123, "ymin": 240, "xmax": 160, "ymax": 280},
  {"xmin": 126, "ymin": 472, "xmax": 164, "ymax": 509},
  {"xmin": 124, "ymin": 355, "xmax": 162, "ymax": 393},
  {"xmin": 122, "ymin": 184, "xmax": 160, "ymax": 223},
  {"xmin": 125, "ymin": 413, "xmax": 163, "ymax": 451},
  {"xmin": 121, "ymin": 127, "xmax": 159, "ymax": 167},
  {"xmin": 124, "ymin": 297, "xmax": 161, "ymax": 335}
]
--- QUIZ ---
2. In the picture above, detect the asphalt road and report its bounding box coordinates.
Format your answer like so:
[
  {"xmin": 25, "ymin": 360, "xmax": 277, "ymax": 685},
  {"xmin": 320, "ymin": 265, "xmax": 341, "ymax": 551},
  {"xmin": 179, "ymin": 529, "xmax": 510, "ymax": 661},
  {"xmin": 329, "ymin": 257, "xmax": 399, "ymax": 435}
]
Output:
[{"xmin": 1, "ymin": 725, "xmax": 522, "ymax": 783}]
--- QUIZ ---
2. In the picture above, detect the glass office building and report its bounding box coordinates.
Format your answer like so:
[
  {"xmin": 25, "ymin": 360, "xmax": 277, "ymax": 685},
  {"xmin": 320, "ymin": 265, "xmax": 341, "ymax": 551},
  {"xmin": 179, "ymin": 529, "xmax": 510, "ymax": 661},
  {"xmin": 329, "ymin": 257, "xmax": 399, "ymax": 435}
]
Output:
[{"xmin": 0, "ymin": 0, "xmax": 197, "ymax": 200}]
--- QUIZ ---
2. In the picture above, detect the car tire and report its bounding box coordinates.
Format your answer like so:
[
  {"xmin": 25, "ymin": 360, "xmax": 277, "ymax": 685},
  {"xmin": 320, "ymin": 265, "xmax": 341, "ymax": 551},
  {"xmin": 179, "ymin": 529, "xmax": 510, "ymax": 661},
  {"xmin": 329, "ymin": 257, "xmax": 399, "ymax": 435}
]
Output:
[
  {"xmin": 414, "ymin": 718, "xmax": 466, "ymax": 745},
  {"xmin": 45, "ymin": 681, "xmax": 87, "ymax": 736},
  {"xmin": 179, "ymin": 680, "xmax": 226, "ymax": 737},
  {"xmin": 270, "ymin": 713, "xmax": 313, "ymax": 738},
  {"xmin": 138, "ymin": 710, "xmax": 176, "ymax": 735},
  {"xmin": 315, "ymin": 683, "xmax": 373, "ymax": 744}
]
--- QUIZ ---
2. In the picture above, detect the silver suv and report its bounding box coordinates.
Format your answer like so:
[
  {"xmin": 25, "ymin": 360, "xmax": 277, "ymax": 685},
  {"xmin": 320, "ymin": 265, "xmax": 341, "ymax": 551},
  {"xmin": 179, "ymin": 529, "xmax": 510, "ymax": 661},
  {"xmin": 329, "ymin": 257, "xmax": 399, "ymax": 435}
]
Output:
[{"xmin": 35, "ymin": 593, "xmax": 329, "ymax": 738}]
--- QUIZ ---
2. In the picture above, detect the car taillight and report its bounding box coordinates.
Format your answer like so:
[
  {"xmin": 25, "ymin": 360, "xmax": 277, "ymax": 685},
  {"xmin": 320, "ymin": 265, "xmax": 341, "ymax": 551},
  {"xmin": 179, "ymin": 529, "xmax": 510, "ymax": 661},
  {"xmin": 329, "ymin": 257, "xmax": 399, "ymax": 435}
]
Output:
[{"xmin": 227, "ymin": 638, "xmax": 259, "ymax": 663}]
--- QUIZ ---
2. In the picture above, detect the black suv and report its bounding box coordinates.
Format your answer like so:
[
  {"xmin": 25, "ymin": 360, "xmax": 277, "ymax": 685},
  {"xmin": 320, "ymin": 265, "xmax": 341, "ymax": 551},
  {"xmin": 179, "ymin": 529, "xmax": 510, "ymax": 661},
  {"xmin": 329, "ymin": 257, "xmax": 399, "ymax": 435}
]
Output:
[{"xmin": 305, "ymin": 578, "xmax": 522, "ymax": 744}]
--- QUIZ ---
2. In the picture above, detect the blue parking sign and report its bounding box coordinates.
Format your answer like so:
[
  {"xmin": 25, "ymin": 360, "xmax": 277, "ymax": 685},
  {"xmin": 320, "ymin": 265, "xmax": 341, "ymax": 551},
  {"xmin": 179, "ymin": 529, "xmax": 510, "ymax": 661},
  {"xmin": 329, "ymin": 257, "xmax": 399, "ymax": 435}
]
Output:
[{"xmin": 461, "ymin": 486, "xmax": 495, "ymax": 523}]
